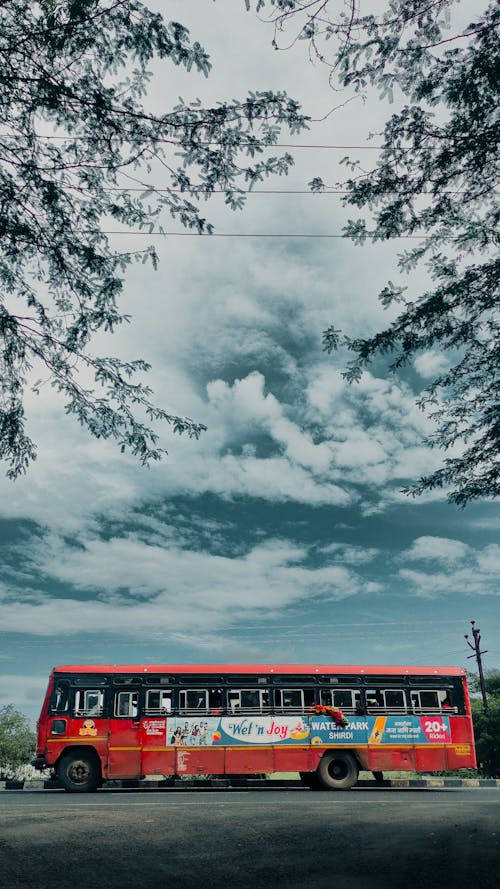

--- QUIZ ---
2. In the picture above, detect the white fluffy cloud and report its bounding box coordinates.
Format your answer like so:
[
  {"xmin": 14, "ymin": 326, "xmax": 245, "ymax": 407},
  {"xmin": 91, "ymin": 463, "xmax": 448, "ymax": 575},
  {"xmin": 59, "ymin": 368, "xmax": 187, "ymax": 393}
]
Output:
[
  {"xmin": 0, "ymin": 353, "xmax": 460, "ymax": 538},
  {"xmin": 397, "ymin": 539, "xmax": 500, "ymax": 598},
  {"xmin": 207, "ymin": 372, "xmax": 332, "ymax": 471},
  {"xmin": 306, "ymin": 366, "xmax": 444, "ymax": 490},
  {"xmin": 402, "ymin": 536, "xmax": 470, "ymax": 565},
  {"xmin": 414, "ymin": 351, "xmax": 451, "ymax": 379},
  {"xmin": 2, "ymin": 533, "xmax": 377, "ymax": 637}
]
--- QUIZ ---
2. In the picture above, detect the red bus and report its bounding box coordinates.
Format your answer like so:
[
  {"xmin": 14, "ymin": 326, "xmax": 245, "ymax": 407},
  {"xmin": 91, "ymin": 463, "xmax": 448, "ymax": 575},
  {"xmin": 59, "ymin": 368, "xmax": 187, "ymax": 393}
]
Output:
[{"xmin": 33, "ymin": 663, "xmax": 476, "ymax": 792}]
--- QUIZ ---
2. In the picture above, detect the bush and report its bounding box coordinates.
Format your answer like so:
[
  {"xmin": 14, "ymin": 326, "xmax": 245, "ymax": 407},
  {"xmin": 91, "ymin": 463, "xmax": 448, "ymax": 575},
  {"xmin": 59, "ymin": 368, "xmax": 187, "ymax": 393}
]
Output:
[
  {"xmin": 0, "ymin": 705, "xmax": 36, "ymax": 780},
  {"xmin": 472, "ymin": 699, "xmax": 500, "ymax": 778}
]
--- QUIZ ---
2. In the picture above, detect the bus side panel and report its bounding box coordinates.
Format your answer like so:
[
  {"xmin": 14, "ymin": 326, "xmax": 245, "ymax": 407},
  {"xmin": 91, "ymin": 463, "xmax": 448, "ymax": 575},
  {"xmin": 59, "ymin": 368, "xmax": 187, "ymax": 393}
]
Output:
[
  {"xmin": 449, "ymin": 716, "xmax": 475, "ymax": 744},
  {"xmin": 107, "ymin": 717, "xmax": 141, "ymax": 778},
  {"xmin": 414, "ymin": 745, "xmax": 447, "ymax": 771},
  {"xmin": 141, "ymin": 746, "xmax": 175, "ymax": 777},
  {"xmin": 367, "ymin": 747, "xmax": 415, "ymax": 772},
  {"xmin": 445, "ymin": 745, "xmax": 476, "ymax": 769},
  {"xmin": 45, "ymin": 715, "xmax": 109, "ymax": 774},
  {"xmin": 446, "ymin": 715, "xmax": 477, "ymax": 769},
  {"xmin": 225, "ymin": 746, "xmax": 274, "ymax": 775},
  {"xmin": 307, "ymin": 747, "xmax": 327, "ymax": 772},
  {"xmin": 176, "ymin": 746, "xmax": 225, "ymax": 776},
  {"xmin": 140, "ymin": 719, "xmax": 174, "ymax": 777},
  {"xmin": 273, "ymin": 745, "xmax": 313, "ymax": 773}
]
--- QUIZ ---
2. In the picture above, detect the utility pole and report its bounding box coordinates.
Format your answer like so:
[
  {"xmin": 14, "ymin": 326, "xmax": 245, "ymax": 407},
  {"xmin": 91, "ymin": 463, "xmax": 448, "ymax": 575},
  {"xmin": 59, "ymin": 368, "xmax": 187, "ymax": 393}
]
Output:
[{"xmin": 465, "ymin": 620, "xmax": 488, "ymax": 714}]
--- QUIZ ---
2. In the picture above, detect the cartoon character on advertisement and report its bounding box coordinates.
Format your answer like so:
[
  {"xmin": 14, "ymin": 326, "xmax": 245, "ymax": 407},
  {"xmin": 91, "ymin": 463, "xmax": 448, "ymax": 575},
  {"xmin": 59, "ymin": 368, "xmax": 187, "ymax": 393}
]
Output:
[
  {"xmin": 289, "ymin": 718, "xmax": 310, "ymax": 740},
  {"xmin": 198, "ymin": 722, "xmax": 208, "ymax": 745},
  {"xmin": 369, "ymin": 717, "xmax": 387, "ymax": 744},
  {"xmin": 170, "ymin": 727, "xmax": 182, "ymax": 746}
]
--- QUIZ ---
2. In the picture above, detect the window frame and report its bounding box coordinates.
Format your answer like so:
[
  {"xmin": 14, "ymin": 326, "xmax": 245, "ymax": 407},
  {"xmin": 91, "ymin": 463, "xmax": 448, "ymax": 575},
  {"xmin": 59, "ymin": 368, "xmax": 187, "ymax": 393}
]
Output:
[
  {"xmin": 227, "ymin": 688, "xmax": 270, "ymax": 713},
  {"xmin": 74, "ymin": 688, "xmax": 104, "ymax": 718},
  {"xmin": 319, "ymin": 688, "xmax": 361, "ymax": 711},
  {"xmin": 365, "ymin": 688, "xmax": 407, "ymax": 713},
  {"xmin": 114, "ymin": 690, "xmax": 139, "ymax": 718},
  {"xmin": 50, "ymin": 680, "xmax": 70, "ymax": 714},
  {"xmin": 145, "ymin": 688, "xmax": 173, "ymax": 715},
  {"xmin": 178, "ymin": 688, "xmax": 209, "ymax": 713},
  {"xmin": 410, "ymin": 689, "xmax": 451, "ymax": 713},
  {"xmin": 277, "ymin": 688, "xmax": 304, "ymax": 711}
]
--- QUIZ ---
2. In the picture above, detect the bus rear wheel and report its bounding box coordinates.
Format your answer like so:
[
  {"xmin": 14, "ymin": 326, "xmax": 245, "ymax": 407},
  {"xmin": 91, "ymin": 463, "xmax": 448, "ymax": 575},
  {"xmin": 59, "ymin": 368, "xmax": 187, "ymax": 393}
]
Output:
[
  {"xmin": 317, "ymin": 752, "xmax": 358, "ymax": 790},
  {"xmin": 58, "ymin": 752, "xmax": 101, "ymax": 793}
]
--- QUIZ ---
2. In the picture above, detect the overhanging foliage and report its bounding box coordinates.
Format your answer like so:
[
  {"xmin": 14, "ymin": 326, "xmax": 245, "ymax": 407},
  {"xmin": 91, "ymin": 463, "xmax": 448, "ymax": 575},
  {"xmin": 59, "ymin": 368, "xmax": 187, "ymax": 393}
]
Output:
[
  {"xmin": 0, "ymin": 1, "xmax": 308, "ymax": 477},
  {"xmin": 250, "ymin": 0, "xmax": 499, "ymax": 506}
]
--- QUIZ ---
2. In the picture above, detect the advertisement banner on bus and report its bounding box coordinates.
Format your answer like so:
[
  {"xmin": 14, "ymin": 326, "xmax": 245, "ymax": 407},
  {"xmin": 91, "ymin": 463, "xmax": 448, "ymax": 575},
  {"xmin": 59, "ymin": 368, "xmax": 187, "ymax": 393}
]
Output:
[
  {"xmin": 160, "ymin": 714, "xmax": 452, "ymax": 747},
  {"xmin": 308, "ymin": 715, "xmax": 452, "ymax": 745}
]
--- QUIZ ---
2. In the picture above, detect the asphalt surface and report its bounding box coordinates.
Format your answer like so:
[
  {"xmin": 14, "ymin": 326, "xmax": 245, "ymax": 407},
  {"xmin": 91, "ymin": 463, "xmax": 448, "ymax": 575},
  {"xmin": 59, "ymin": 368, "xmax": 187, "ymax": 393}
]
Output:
[{"xmin": 1, "ymin": 787, "xmax": 499, "ymax": 889}]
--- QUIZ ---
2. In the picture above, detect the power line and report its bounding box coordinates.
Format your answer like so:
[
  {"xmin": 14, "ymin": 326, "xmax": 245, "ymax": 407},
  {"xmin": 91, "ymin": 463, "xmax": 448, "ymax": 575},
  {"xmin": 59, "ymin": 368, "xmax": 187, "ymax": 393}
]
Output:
[
  {"xmin": 0, "ymin": 135, "xmax": 417, "ymax": 150},
  {"xmin": 1, "ymin": 629, "xmax": 491, "ymax": 648},
  {"xmin": 0, "ymin": 618, "xmax": 490, "ymax": 637},
  {"xmin": 221, "ymin": 619, "xmax": 476, "ymax": 631},
  {"xmin": 70, "ymin": 186, "xmax": 475, "ymax": 196},
  {"xmin": 50, "ymin": 229, "xmax": 462, "ymax": 240}
]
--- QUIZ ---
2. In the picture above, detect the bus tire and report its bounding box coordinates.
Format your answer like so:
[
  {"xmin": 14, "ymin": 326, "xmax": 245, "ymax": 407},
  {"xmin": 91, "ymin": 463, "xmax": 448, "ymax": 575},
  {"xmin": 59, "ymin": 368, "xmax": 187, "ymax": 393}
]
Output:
[
  {"xmin": 58, "ymin": 751, "xmax": 101, "ymax": 793},
  {"xmin": 317, "ymin": 752, "xmax": 359, "ymax": 791},
  {"xmin": 299, "ymin": 771, "xmax": 322, "ymax": 789}
]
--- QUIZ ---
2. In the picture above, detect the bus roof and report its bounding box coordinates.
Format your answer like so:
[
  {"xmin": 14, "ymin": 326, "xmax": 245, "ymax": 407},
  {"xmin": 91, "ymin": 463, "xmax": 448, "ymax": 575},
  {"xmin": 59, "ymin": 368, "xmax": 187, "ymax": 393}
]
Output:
[{"xmin": 52, "ymin": 663, "xmax": 466, "ymax": 677}]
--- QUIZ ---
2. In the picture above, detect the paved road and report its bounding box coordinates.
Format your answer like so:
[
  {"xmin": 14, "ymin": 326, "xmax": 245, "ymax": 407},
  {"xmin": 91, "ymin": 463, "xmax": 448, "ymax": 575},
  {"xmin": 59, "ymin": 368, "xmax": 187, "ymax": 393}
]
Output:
[{"xmin": 1, "ymin": 788, "xmax": 499, "ymax": 889}]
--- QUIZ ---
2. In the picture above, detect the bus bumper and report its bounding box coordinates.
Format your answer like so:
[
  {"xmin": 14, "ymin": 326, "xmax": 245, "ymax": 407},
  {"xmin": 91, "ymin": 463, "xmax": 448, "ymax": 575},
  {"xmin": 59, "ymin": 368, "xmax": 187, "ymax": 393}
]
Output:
[{"xmin": 32, "ymin": 754, "xmax": 50, "ymax": 772}]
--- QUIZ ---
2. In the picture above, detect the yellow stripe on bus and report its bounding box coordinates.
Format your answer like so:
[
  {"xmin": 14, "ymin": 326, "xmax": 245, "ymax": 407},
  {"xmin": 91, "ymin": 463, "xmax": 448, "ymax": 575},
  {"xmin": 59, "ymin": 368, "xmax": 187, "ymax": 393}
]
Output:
[
  {"xmin": 46, "ymin": 740, "xmax": 466, "ymax": 752},
  {"xmin": 48, "ymin": 737, "xmax": 108, "ymax": 743},
  {"xmin": 144, "ymin": 743, "xmax": 458, "ymax": 751}
]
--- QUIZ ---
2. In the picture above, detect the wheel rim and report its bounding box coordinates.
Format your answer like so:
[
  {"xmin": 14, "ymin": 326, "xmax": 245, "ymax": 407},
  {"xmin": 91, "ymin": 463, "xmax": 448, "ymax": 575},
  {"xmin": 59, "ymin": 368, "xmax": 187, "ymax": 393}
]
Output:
[
  {"xmin": 68, "ymin": 759, "xmax": 91, "ymax": 784},
  {"xmin": 328, "ymin": 759, "xmax": 349, "ymax": 781}
]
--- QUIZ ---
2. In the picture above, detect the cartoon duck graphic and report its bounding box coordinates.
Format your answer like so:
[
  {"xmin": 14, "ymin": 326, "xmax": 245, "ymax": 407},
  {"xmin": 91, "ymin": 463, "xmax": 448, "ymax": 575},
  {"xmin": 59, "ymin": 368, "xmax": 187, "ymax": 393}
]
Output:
[{"xmin": 290, "ymin": 718, "xmax": 310, "ymax": 740}]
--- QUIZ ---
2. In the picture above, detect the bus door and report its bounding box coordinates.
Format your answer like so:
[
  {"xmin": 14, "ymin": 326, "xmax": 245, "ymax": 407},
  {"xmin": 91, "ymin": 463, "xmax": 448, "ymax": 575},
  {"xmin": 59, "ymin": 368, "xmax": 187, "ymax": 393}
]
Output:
[{"xmin": 108, "ymin": 688, "xmax": 142, "ymax": 778}]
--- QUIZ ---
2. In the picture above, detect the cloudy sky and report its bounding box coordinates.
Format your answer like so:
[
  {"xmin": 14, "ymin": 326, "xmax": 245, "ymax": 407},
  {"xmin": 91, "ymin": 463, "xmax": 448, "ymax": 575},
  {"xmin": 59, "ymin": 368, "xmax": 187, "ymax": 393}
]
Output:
[{"xmin": 1, "ymin": 1, "xmax": 498, "ymax": 726}]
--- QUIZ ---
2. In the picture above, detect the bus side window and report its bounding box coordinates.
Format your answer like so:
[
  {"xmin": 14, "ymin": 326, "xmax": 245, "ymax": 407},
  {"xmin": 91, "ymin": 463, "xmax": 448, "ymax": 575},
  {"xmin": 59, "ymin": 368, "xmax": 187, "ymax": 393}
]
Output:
[
  {"xmin": 179, "ymin": 689, "xmax": 208, "ymax": 712},
  {"xmin": 229, "ymin": 689, "xmax": 270, "ymax": 712},
  {"xmin": 365, "ymin": 689, "xmax": 406, "ymax": 713},
  {"xmin": 332, "ymin": 690, "xmax": 355, "ymax": 711},
  {"xmin": 115, "ymin": 691, "xmax": 138, "ymax": 718},
  {"xmin": 208, "ymin": 688, "xmax": 222, "ymax": 711},
  {"xmin": 51, "ymin": 681, "xmax": 69, "ymax": 713},
  {"xmin": 411, "ymin": 690, "xmax": 440, "ymax": 712},
  {"xmin": 259, "ymin": 689, "xmax": 270, "ymax": 711},
  {"xmin": 384, "ymin": 689, "xmax": 406, "ymax": 711},
  {"xmin": 303, "ymin": 688, "xmax": 316, "ymax": 709},
  {"xmin": 366, "ymin": 690, "xmax": 384, "ymax": 711},
  {"xmin": 74, "ymin": 689, "xmax": 104, "ymax": 717},
  {"xmin": 320, "ymin": 688, "xmax": 334, "ymax": 707},
  {"xmin": 240, "ymin": 690, "xmax": 259, "ymax": 710},
  {"xmin": 439, "ymin": 691, "xmax": 454, "ymax": 710},
  {"xmin": 419, "ymin": 691, "xmax": 440, "ymax": 711},
  {"xmin": 146, "ymin": 689, "xmax": 172, "ymax": 714},
  {"xmin": 279, "ymin": 689, "xmax": 304, "ymax": 711}
]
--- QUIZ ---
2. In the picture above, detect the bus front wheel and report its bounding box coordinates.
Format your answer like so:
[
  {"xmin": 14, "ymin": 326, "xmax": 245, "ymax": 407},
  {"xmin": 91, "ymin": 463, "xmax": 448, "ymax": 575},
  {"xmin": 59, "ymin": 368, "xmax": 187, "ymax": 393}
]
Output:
[
  {"xmin": 317, "ymin": 752, "xmax": 358, "ymax": 791},
  {"xmin": 58, "ymin": 752, "xmax": 101, "ymax": 793}
]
